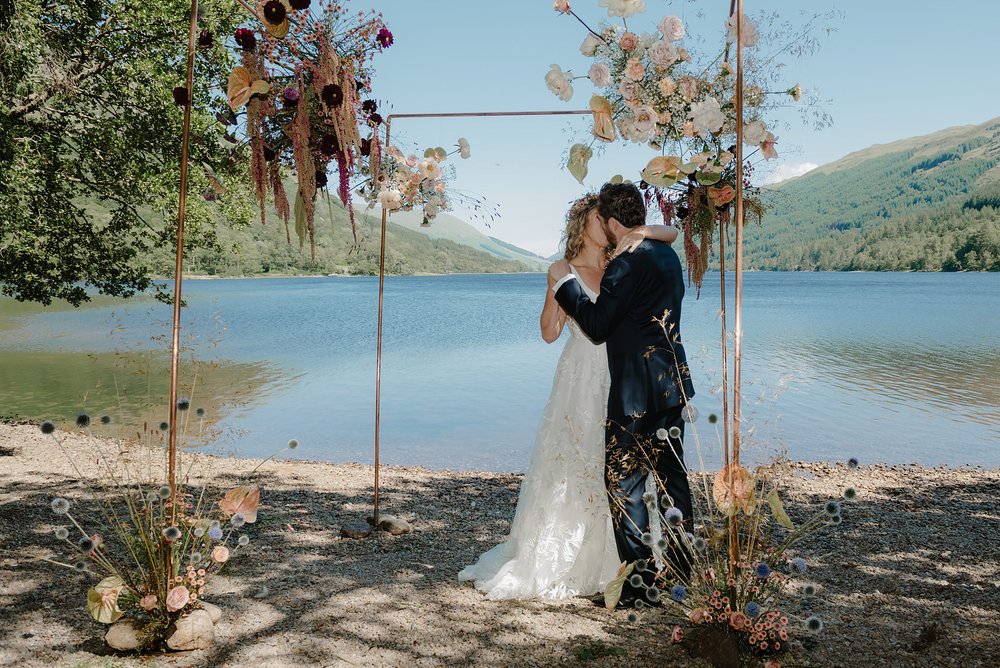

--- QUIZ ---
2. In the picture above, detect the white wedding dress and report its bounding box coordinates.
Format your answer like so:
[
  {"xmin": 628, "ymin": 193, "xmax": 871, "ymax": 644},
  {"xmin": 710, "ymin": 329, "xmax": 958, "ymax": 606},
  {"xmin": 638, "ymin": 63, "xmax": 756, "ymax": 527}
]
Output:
[{"xmin": 458, "ymin": 265, "xmax": 622, "ymax": 599}]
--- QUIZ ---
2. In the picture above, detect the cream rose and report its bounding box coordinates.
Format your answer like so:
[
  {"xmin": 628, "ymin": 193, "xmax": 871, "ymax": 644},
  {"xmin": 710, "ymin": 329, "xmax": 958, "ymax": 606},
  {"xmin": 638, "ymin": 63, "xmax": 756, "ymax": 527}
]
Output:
[
  {"xmin": 619, "ymin": 31, "xmax": 639, "ymax": 51},
  {"xmin": 545, "ymin": 64, "xmax": 574, "ymax": 101},
  {"xmin": 689, "ymin": 96, "xmax": 725, "ymax": 136},
  {"xmin": 418, "ymin": 157, "xmax": 442, "ymax": 180},
  {"xmin": 658, "ymin": 15, "xmax": 685, "ymax": 41},
  {"xmin": 599, "ymin": 0, "xmax": 645, "ymax": 18},
  {"xmin": 632, "ymin": 105, "xmax": 658, "ymax": 133},
  {"xmin": 580, "ymin": 33, "xmax": 602, "ymax": 56},
  {"xmin": 743, "ymin": 120, "xmax": 768, "ymax": 146},
  {"xmin": 726, "ymin": 13, "xmax": 759, "ymax": 48},
  {"xmin": 648, "ymin": 40, "xmax": 678, "ymax": 68},
  {"xmin": 678, "ymin": 76, "xmax": 698, "ymax": 102},
  {"xmin": 588, "ymin": 62, "xmax": 611, "ymax": 88},
  {"xmin": 553, "ymin": 0, "xmax": 571, "ymax": 14}
]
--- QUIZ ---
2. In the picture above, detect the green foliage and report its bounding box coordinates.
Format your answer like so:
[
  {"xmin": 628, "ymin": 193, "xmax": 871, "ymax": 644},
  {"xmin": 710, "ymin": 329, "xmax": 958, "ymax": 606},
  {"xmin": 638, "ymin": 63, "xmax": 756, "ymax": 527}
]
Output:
[
  {"xmin": 737, "ymin": 116, "xmax": 1000, "ymax": 271},
  {"xmin": 0, "ymin": 0, "xmax": 245, "ymax": 305},
  {"xmin": 573, "ymin": 641, "xmax": 627, "ymax": 661}
]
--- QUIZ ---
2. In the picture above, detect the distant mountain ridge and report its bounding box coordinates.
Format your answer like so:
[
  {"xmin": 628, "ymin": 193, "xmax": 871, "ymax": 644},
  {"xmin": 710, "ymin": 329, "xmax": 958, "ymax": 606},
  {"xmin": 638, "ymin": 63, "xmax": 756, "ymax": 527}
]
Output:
[{"xmin": 742, "ymin": 116, "xmax": 1000, "ymax": 271}]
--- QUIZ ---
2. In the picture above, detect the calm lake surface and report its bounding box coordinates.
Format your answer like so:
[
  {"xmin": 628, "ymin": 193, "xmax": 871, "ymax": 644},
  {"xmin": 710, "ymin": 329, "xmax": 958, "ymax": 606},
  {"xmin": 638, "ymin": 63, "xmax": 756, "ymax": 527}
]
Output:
[{"xmin": 2, "ymin": 272, "xmax": 998, "ymax": 471}]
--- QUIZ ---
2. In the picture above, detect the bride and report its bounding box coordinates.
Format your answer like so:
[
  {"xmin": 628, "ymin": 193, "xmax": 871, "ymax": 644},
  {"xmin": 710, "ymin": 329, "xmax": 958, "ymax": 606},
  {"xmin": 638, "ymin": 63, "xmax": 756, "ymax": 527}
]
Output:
[{"xmin": 458, "ymin": 194, "xmax": 678, "ymax": 600}]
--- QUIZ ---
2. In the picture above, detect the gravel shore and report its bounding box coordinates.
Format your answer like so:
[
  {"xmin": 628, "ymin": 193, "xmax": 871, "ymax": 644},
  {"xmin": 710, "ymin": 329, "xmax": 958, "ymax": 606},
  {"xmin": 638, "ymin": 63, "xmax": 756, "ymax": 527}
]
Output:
[{"xmin": 1, "ymin": 422, "xmax": 998, "ymax": 667}]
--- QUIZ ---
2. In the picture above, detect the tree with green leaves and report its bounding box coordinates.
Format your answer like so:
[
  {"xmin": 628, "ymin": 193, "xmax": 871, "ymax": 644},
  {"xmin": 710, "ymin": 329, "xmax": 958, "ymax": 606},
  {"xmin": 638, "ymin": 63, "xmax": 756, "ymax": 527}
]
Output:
[{"xmin": 1, "ymin": 0, "xmax": 253, "ymax": 306}]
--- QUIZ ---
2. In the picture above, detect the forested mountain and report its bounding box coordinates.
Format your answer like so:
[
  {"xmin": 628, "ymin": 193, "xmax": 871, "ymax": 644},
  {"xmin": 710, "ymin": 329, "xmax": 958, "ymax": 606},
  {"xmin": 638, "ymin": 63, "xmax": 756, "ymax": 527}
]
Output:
[{"xmin": 743, "ymin": 116, "xmax": 1000, "ymax": 271}]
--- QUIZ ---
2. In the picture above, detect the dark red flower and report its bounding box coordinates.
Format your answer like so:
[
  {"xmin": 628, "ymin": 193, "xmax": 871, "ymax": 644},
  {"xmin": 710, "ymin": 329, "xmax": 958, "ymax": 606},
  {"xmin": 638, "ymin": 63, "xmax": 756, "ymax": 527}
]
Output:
[
  {"xmin": 198, "ymin": 30, "xmax": 214, "ymax": 49},
  {"xmin": 263, "ymin": 145, "xmax": 277, "ymax": 162},
  {"xmin": 172, "ymin": 86, "xmax": 189, "ymax": 106},
  {"xmin": 361, "ymin": 99, "xmax": 378, "ymax": 115},
  {"xmin": 282, "ymin": 87, "xmax": 300, "ymax": 104},
  {"xmin": 360, "ymin": 138, "xmax": 372, "ymax": 157},
  {"xmin": 321, "ymin": 83, "xmax": 343, "ymax": 108},
  {"xmin": 289, "ymin": 0, "xmax": 311, "ymax": 9},
  {"xmin": 263, "ymin": 0, "xmax": 286, "ymax": 24},
  {"xmin": 319, "ymin": 134, "xmax": 340, "ymax": 156},
  {"xmin": 203, "ymin": 189, "xmax": 217, "ymax": 202},
  {"xmin": 368, "ymin": 112, "xmax": 383, "ymax": 126},
  {"xmin": 376, "ymin": 27, "xmax": 393, "ymax": 48},
  {"xmin": 234, "ymin": 28, "xmax": 256, "ymax": 50},
  {"xmin": 315, "ymin": 170, "xmax": 328, "ymax": 188}
]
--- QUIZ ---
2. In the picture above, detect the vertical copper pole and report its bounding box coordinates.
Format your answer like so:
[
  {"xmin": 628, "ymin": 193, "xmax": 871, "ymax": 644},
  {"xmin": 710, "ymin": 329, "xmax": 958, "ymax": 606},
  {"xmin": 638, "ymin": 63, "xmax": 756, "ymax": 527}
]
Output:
[
  {"xmin": 373, "ymin": 117, "xmax": 392, "ymax": 528},
  {"xmin": 732, "ymin": 0, "xmax": 746, "ymax": 468},
  {"xmin": 719, "ymin": 222, "xmax": 730, "ymax": 469},
  {"xmin": 168, "ymin": 0, "xmax": 199, "ymax": 523}
]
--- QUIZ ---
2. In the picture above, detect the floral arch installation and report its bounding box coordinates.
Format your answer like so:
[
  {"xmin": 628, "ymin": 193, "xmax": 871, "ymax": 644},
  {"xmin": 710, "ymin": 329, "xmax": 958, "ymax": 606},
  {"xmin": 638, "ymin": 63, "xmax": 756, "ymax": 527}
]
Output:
[{"xmin": 166, "ymin": 0, "xmax": 753, "ymax": 560}]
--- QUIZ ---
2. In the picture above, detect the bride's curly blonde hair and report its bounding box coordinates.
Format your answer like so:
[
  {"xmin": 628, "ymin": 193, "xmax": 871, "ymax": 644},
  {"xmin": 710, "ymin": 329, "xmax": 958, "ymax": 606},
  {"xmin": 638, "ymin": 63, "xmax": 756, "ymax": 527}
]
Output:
[{"xmin": 562, "ymin": 194, "xmax": 613, "ymax": 262}]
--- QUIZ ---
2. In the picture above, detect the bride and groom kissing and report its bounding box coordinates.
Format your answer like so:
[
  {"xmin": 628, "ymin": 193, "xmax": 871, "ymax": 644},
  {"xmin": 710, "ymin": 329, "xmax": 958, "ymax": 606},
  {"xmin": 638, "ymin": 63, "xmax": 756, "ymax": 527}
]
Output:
[{"xmin": 459, "ymin": 181, "xmax": 696, "ymax": 608}]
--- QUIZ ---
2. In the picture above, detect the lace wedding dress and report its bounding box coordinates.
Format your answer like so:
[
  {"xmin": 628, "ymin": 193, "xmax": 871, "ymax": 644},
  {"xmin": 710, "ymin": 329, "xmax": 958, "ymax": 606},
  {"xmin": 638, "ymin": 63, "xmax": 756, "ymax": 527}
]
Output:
[{"xmin": 458, "ymin": 266, "xmax": 622, "ymax": 599}]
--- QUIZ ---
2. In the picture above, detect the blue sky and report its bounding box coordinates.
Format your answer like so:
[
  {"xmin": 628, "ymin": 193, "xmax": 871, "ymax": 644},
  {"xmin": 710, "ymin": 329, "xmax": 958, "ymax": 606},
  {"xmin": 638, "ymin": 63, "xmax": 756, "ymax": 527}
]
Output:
[{"xmin": 367, "ymin": 1, "xmax": 1000, "ymax": 256}]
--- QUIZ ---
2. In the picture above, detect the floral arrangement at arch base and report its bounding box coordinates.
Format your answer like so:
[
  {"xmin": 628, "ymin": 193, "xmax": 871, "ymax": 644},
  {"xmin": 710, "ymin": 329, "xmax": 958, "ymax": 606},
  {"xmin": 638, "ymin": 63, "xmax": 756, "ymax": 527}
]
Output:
[
  {"xmin": 214, "ymin": 0, "xmax": 393, "ymax": 258},
  {"xmin": 551, "ymin": 0, "xmax": 831, "ymax": 292},
  {"xmin": 32, "ymin": 411, "xmax": 295, "ymax": 651}
]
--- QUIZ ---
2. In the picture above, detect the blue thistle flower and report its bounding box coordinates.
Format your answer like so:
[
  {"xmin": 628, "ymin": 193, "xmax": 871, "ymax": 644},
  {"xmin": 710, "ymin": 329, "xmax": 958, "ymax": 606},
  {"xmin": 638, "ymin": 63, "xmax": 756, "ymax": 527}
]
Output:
[
  {"xmin": 237, "ymin": 534, "xmax": 250, "ymax": 546},
  {"xmin": 78, "ymin": 537, "xmax": 95, "ymax": 553},
  {"xmin": 664, "ymin": 507, "xmax": 683, "ymax": 528},
  {"xmin": 640, "ymin": 532, "xmax": 654, "ymax": 546},
  {"xmin": 99, "ymin": 415, "xmax": 111, "ymax": 425},
  {"xmin": 230, "ymin": 513, "xmax": 246, "ymax": 528},
  {"xmin": 656, "ymin": 538, "xmax": 668, "ymax": 550},
  {"xmin": 634, "ymin": 560, "xmax": 648, "ymax": 573},
  {"xmin": 847, "ymin": 458, "xmax": 859, "ymax": 469},
  {"xmin": 806, "ymin": 616, "xmax": 824, "ymax": 633},
  {"xmin": 634, "ymin": 598, "xmax": 646, "ymax": 609},
  {"xmin": 681, "ymin": 404, "xmax": 699, "ymax": 423},
  {"xmin": 627, "ymin": 612, "xmax": 638, "ymax": 623},
  {"xmin": 159, "ymin": 421, "xmax": 170, "ymax": 432},
  {"xmin": 791, "ymin": 557, "xmax": 808, "ymax": 574},
  {"xmin": 745, "ymin": 601, "xmax": 761, "ymax": 618},
  {"xmin": 162, "ymin": 526, "xmax": 182, "ymax": 542},
  {"xmin": 196, "ymin": 408, "xmax": 206, "ymax": 417},
  {"xmin": 193, "ymin": 527, "xmax": 206, "ymax": 538},
  {"xmin": 692, "ymin": 537, "xmax": 706, "ymax": 551},
  {"xmin": 670, "ymin": 584, "xmax": 687, "ymax": 602},
  {"xmin": 190, "ymin": 552, "xmax": 204, "ymax": 565},
  {"xmin": 827, "ymin": 514, "xmax": 843, "ymax": 525},
  {"xmin": 843, "ymin": 487, "xmax": 857, "ymax": 501},
  {"xmin": 646, "ymin": 587, "xmax": 662, "ymax": 603},
  {"xmin": 73, "ymin": 561, "xmax": 88, "ymax": 572},
  {"xmin": 803, "ymin": 584, "xmax": 817, "ymax": 596},
  {"xmin": 54, "ymin": 527, "xmax": 69, "ymax": 540},
  {"xmin": 668, "ymin": 426, "xmax": 681, "ymax": 439},
  {"xmin": 655, "ymin": 428, "xmax": 669, "ymax": 441},
  {"xmin": 40, "ymin": 421, "xmax": 56, "ymax": 435},
  {"xmin": 208, "ymin": 526, "xmax": 223, "ymax": 540},
  {"xmin": 287, "ymin": 439, "xmax": 299, "ymax": 450},
  {"xmin": 708, "ymin": 413, "xmax": 718, "ymax": 424},
  {"xmin": 177, "ymin": 398, "xmax": 191, "ymax": 411},
  {"xmin": 75, "ymin": 413, "xmax": 91, "ymax": 428},
  {"xmin": 629, "ymin": 574, "xmax": 644, "ymax": 588},
  {"xmin": 754, "ymin": 562, "xmax": 771, "ymax": 579},
  {"xmin": 50, "ymin": 498, "xmax": 70, "ymax": 515},
  {"xmin": 158, "ymin": 485, "xmax": 171, "ymax": 500},
  {"xmin": 824, "ymin": 500, "xmax": 841, "ymax": 516}
]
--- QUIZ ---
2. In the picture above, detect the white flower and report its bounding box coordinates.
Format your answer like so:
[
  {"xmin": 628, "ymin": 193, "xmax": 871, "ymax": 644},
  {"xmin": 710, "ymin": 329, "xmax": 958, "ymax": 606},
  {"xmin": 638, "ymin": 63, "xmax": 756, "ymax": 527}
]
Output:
[
  {"xmin": 658, "ymin": 15, "xmax": 685, "ymax": 41},
  {"xmin": 618, "ymin": 114, "xmax": 653, "ymax": 144},
  {"xmin": 545, "ymin": 64, "xmax": 574, "ymax": 101},
  {"xmin": 553, "ymin": 0, "xmax": 571, "ymax": 14},
  {"xmin": 588, "ymin": 62, "xmax": 611, "ymax": 88},
  {"xmin": 689, "ymin": 97, "xmax": 725, "ymax": 136},
  {"xmin": 419, "ymin": 157, "xmax": 442, "ymax": 180},
  {"xmin": 633, "ymin": 105, "xmax": 658, "ymax": 133},
  {"xmin": 378, "ymin": 188, "xmax": 402, "ymax": 210},
  {"xmin": 743, "ymin": 120, "xmax": 768, "ymax": 146},
  {"xmin": 457, "ymin": 137, "xmax": 471, "ymax": 159},
  {"xmin": 599, "ymin": 0, "xmax": 645, "ymax": 18},
  {"xmin": 580, "ymin": 33, "xmax": 602, "ymax": 56},
  {"xmin": 726, "ymin": 13, "xmax": 759, "ymax": 48},
  {"xmin": 648, "ymin": 40, "xmax": 678, "ymax": 68},
  {"xmin": 424, "ymin": 200, "xmax": 440, "ymax": 218}
]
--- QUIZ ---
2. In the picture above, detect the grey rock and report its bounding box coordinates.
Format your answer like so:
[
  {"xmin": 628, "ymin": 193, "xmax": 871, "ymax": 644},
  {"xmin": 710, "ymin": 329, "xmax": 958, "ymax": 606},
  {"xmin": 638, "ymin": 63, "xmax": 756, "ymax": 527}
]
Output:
[
  {"xmin": 377, "ymin": 514, "xmax": 412, "ymax": 535},
  {"xmin": 105, "ymin": 620, "xmax": 140, "ymax": 651},
  {"xmin": 166, "ymin": 609, "xmax": 215, "ymax": 651},
  {"xmin": 340, "ymin": 521, "xmax": 373, "ymax": 539}
]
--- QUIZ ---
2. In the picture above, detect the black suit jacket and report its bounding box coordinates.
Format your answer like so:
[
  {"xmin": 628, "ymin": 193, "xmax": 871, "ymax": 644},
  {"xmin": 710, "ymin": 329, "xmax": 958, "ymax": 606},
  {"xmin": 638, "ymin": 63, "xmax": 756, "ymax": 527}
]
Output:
[{"xmin": 555, "ymin": 240, "xmax": 695, "ymax": 436}]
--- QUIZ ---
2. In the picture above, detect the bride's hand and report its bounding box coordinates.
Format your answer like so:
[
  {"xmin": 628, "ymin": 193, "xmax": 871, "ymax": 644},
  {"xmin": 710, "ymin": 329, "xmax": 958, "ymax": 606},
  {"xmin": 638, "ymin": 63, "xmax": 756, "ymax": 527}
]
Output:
[{"xmin": 613, "ymin": 231, "xmax": 645, "ymax": 258}]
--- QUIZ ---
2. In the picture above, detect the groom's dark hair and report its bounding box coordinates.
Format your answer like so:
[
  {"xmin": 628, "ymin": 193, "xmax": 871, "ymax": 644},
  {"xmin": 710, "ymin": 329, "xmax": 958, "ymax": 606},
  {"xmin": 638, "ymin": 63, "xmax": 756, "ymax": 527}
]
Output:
[{"xmin": 597, "ymin": 182, "xmax": 646, "ymax": 228}]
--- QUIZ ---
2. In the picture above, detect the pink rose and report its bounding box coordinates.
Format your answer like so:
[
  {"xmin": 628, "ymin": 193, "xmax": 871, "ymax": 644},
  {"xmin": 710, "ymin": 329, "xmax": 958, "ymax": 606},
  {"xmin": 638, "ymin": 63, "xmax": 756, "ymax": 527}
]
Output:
[
  {"xmin": 588, "ymin": 62, "xmax": 611, "ymax": 88},
  {"xmin": 553, "ymin": 0, "xmax": 571, "ymax": 13},
  {"xmin": 760, "ymin": 132, "xmax": 778, "ymax": 160},
  {"xmin": 618, "ymin": 78, "xmax": 640, "ymax": 102},
  {"xmin": 166, "ymin": 585, "xmax": 190, "ymax": 612},
  {"xmin": 688, "ymin": 607, "xmax": 707, "ymax": 624},
  {"xmin": 624, "ymin": 58, "xmax": 645, "ymax": 81},
  {"xmin": 405, "ymin": 155, "xmax": 418, "ymax": 168},
  {"xmin": 140, "ymin": 594, "xmax": 158, "ymax": 611},
  {"xmin": 648, "ymin": 40, "xmax": 678, "ymax": 68},
  {"xmin": 671, "ymin": 625, "xmax": 684, "ymax": 643},
  {"xmin": 729, "ymin": 611, "xmax": 749, "ymax": 630},
  {"xmin": 618, "ymin": 31, "xmax": 639, "ymax": 51},
  {"xmin": 211, "ymin": 545, "xmax": 230, "ymax": 563}
]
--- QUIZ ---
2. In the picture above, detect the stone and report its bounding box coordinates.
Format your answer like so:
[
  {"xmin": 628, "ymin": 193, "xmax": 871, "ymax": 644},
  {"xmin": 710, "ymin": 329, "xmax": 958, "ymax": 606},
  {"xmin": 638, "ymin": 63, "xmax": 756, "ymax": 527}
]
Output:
[
  {"xmin": 340, "ymin": 521, "xmax": 373, "ymax": 539},
  {"xmin": 166, "ymin": 609, "xmax": 215, "ymax": 651},
  {"xmin": 105, "ymin": 619, "xmax": 141, "ymax": 651},
  {"xmin": 199, "ymin": 601, "xmax": 222, "ymax": 624},
  {"xmin": 684, "ymin": 625, "xmax": 741, "ymax": 668},
  {"xmin": 376, "ymin": 514, "xmax": 412, "ymax": 536}
]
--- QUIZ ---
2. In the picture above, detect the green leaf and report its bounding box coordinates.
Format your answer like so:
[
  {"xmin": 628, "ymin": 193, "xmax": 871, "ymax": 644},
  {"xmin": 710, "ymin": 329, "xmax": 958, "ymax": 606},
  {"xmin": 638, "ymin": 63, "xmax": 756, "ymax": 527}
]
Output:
[
  {"xmin": 695, "ymin": 170, "xmax": 723, "ymax": 186},
  {"xmin": 768, "ymin": 489, "xmax": 795, "ymax": 529}
]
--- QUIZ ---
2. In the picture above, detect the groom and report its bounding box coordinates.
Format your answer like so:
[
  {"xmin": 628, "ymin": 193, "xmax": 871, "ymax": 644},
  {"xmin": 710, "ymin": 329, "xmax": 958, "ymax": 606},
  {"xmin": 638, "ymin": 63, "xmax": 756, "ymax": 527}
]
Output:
[{"xmin": 551, "ymin": 182, "xmax": 695, "ymax": 603}]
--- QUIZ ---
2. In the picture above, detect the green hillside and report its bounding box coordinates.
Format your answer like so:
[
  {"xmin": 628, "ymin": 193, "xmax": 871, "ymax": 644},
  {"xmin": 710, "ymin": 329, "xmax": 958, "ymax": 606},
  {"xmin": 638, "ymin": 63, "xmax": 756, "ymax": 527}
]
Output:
[
  {"xmin": 141, "ymin": 194, "xmax": 539, "ymax": 277},
  {"xmin": 743, "ymin": 116, "xmax": 1000, "ymax": 271}
]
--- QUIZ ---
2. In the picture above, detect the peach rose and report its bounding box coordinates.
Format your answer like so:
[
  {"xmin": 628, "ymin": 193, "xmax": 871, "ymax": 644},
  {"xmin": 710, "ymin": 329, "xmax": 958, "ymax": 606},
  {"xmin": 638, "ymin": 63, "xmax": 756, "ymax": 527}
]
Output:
[
  {"xmin": 619, "ymin": 31, "xmax": 639, "ymax": 51},
  {"xmin": 658, "ymin": 77, "xmax": 676, "ymax": 97},
  {"xmin": 553, "ymin": 0, "xmax": 571, "ymax": 13},
  {"xmin": 166, "ymin": 585, "xmax": 190, "ymax": 613},
  {"xmin": 139, "ymin": 594, "xmax": 158, "ymax": 611},
  {"xmin": 688, "ymin": 607, "xmax": 707, "ymax": 624},
  {"xmin": 624, "ymin": 58, "xmax": 645, "ymax": 81},
  {"xmin": 211, "ymin": 545, "xmax": 230, "ymax": 564},
  {"xmin": 729, "ymin": 611, "xmax": 749, "ymax": 630}
]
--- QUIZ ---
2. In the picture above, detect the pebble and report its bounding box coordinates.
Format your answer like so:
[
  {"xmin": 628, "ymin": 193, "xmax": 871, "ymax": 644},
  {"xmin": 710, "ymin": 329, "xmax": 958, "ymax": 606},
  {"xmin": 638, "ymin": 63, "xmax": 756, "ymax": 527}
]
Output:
[
  {"xmin": 105, "ymin": 620, "xmax": 141, "ymax": 651},
  {"xmin": 340, "ymin": 522, "xmax": 373, "ymax": 539},
  {"xmin": 166, "ymin": 609, "xmax": 215, "ymax": 651}
]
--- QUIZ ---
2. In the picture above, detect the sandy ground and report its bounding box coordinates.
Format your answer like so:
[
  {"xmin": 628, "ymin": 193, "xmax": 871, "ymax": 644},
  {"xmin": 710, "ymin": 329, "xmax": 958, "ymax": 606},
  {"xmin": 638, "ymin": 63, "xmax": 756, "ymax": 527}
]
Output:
[{"xmin": 1, "ymin": 422, "xmax": 999, "ymax": 668}]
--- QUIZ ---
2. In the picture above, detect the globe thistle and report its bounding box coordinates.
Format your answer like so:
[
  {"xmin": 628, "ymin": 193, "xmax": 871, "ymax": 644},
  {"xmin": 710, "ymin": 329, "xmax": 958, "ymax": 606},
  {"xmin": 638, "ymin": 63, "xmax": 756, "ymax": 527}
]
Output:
[
  {"xmin": 230, "ymin": 513, "xmax": 246, "ymax": 528},
  {"xmin": 73, "ymin": 561, "xmax": 88, "ymax": 573},
  {"xmin": 791, "ymin": 557, "xmax": 808, "ymax": 574},
  {"xmin": 210, "ymin": 520, "xmax": 221, "ymax": 530},
  {"xmin": 287, "ymin": 439, "xmax": 299, "ymax": 450},
  {"xmin": 54, "ymin": 527, "xmax": 69, "ymax": 540},
  {"xmin": 640, "ymin": 532, "xmax": 654, "ymax": 546},
  {"xmin": 634, "ymin": 598, "xmax": 646, "ymax": 609},
  {"xmin": 159, "ymin": 422, "xmax": 169, "ymax": 432},
  {"xmin": 100, "ymin": 415, "xmax": 111, "ymax": 425},
  {"xmin": 78, "ymin": 537, "xmax": 95, "ymax": 553},
  {"xmin": 40, "ymin": 421, "xmax": 56, "ymax": 435},
  {"xmin": 692, "ymin": 536, "xmax": 706, "ymax": 551},
  {"xmin": 190, "ymin": 552, "xmax": 204, "ymax": 565},
  {"xmin": 75, "ymin": 413, "xmax": 91, "ymax": 428},
  {"xmin": 708, "ymin": 413, "xmax": 718, "ymax": 424},
  {"xmin": 177, "ymin": 398, "xmax": 191, "ymax": 411},
  {"xmin": 802, "ymin": 584, "xmax": 817, "ymax": 596},
  {"xmin": 158, "ymin": 485, "xmax": 172, "ymax": 500},
  {"xmin": 656, "ymin": 538, "xmax": 668, "ymax": 551},
  {"xmin": 664, "ymin": 507, "xmax": 684, "ymax": 528},
  {"xmin": 633, "ymin": 559, "xmax": 648, "ymax": 573},
  {"xmin": 208, "ymin": 526, "xmax": 224, "ymax": 541},
  {"xmin": 196, "ymin": 408, "xmax": 206, "ymax": 418},
  {"xmin": 238, "ymin": 534, "xmax": 250, "ymax": 547},
  {"xmin": 681, "ymin": 404, "xmax": 699, "ymax": 423},
  {"xmin": 627, "ymin": 612, "xmax": 638, "ymax": 623},
  {"xmin": 668, "ymin": 426, "xmax": 681, "ymax": 439},
  {"xmin": 843, "ymin": 487, "xmax": 857, "ymax": 501},
  {"xmin": 162, "ymin": 526, "xmax": 182, "ymax": 543},
  {"xmin": 656, "ymin": 428, "xmax": 669, "ymax": 441},
  {"xmin": 629, "ymin": 574, "xmax": 644, "ymax": 588},
  {"xmin": 50, "ymin": 498, "xmax": 71, "ymax": 515},
  {"xmin": 193, "ymin": 527, "xmax": 206, "ymax": 538},
  {"xmin": 827, "ymin": 514, "xmax": 843, "ymax": 526},
  {"xmin": 806, "ymin": 616, "xmax": 824, "ymax": 633},
  {"xmin": 754, "ymin": 562, "xmax": 771, "ymax": 579},
  {"xmin": 745, "ymin": 601, "xmax": 761, "ymax": 618},
  {"xmin": 646, "ymin": 587, "xmax": 662, "ymax": 603},
  {"xmin": 670, "ymin": 584, "xmax": 687, "ymax": 602},
  {"xmin": 847, "ymin": 458, "xmax": 859, "ymax": 469}
]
